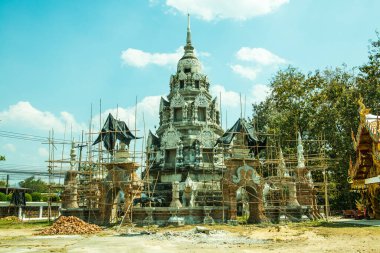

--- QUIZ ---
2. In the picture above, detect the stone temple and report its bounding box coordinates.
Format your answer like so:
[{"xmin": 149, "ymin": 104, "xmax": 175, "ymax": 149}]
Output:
[
  {"xmin": 144, "ymin": 15, "xmax": 224, "ymax": 209},
  {"xmin": 59, "ymin": 15, "xmax": 326, "ymax": 226}
]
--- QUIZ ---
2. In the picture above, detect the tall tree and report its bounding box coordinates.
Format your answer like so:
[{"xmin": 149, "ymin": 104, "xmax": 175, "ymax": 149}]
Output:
[
  {"xmin": 357, "ymin": 31, "xmax": 380, "ymax": 111},
  {"xmin": 19, "ymin": 176, "xmax": 48, "ymax": 193},
  {"xmin": 253, "ymin": 65, "xmax": 361, "ymax": 209}
]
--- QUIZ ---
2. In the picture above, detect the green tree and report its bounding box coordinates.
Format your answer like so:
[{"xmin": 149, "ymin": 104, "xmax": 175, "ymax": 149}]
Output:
[
  {"xmin": 0, "ymin": 155, "xmax": 5, "ymax": 161},
  {"xmin": 0, "ymin": 181, "xmax": 6, "ymax": 187},
  {"xmin": 357, "ymin": 31, "xmax": 380, "ymax": 111},
  {"xmin": 18, "ymin": 176, "xmax": 48, "ymax": 193},
  {"xmin": 253, "ymin": 65, "xmax": 363, "ymax": 210}
]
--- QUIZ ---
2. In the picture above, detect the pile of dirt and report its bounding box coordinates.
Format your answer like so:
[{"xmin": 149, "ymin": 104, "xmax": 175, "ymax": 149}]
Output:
[
  {"xmin": 0, "ymin": 216, "xmax": 21, "ymax": 222},
  {"xmin": 37, "ymin": 216, "xmax": 102, "ymax": 235}
]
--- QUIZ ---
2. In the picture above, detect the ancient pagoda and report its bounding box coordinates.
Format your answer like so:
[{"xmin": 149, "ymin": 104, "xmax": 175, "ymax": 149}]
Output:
[{"xmin": 145, "ymin": 15, "xmax": 224, "ymax": 205}]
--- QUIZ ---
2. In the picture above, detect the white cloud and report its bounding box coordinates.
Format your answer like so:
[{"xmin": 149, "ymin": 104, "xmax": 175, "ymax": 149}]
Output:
[
  {"xmin": 38, "ymin": 147, "xmax": 49, "ymax": 158},
  {"xmin": 230, "ymin": 64, "xmax": 261, "ymax": 80},
  {"xmin": 121, "ymin": 47, "xmax": 210, "ymax": 68},
  {"xmin": 165, "ymin": 0, "xmax": 289, "ymax": 21},
  {"xmin": 250, "ymin": 84, "xmax": 271, "ymax": 104},
  {"xmin": 210, "ymin": 83, "xmax": 270, "ymax": 107},
  {"xmin": 121, "ymin": 47, "xmax": 184, "ymax": 68},
  {"xmin": 0, "ymin": 101, "xmax": 85, "ymax": 133},
  {"xmin": 236, "ymin": 47, "xmax": 287, "ymax": 65},
  {"xmin": 3, "ymin": 143, "xmax": 16, "ymax": 153},
  {"xmin": 210, "ymin": 85, "xmax": 240, "ymax": 107}
]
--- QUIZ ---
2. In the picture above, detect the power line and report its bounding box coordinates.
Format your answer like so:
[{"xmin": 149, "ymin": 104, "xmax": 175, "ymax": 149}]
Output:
[{"xmin": 0, "ymin": 130, "xmax": 68, "ymax": 143}]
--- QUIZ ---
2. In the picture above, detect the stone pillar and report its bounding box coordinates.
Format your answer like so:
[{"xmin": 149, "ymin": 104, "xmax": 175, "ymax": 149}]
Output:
[
  {"xmin": 39, "ymin": 206, "xmax": 43, "ymax": 218},
  {"xmin": 170, "ymin": 181, "xmax": 182, "ymax": 208},
  {"xmin": 123, "ymin": 184, "xmax": 134, "ymax": 224},
  {"xmin": 247, "ymin": 185, "xmax": 267, "ymax": 224},
  {"xmin": 18, "ymin": 207, "xmax": 22, "ymax": 220},
  {"xmin": 62, "ymin": 170, "xmax": 79, "ymax": 208},
  {"xmin": 287, "ymin": 182, "xmax": 300, "ymax": 207}
]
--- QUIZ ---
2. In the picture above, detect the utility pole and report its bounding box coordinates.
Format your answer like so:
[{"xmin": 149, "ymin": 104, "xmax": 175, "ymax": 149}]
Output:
[{"xmin": 6, "ymin": 174, "xmax": 9, "ymax": 194}]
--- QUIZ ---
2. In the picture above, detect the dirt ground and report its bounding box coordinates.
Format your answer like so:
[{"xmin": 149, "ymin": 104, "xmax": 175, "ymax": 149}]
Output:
[{"xmin": 1, "ymin": 218, "xmax": 380, "ymax": 253}]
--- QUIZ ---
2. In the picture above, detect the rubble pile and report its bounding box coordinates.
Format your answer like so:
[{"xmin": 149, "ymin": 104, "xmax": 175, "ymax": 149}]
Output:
[
  {"xmin": 37, "ymin": 216, "xmax": 102, "ymax": 235},
  {"xmin": 0, "ymin": 216, "xmax": 21, "ymax": 222}
]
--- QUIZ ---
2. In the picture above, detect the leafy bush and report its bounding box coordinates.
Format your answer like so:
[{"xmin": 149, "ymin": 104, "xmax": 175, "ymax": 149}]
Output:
[
  {"xmin": 41, "ymin": 194, "xmax": 60, "ymax": 202},
  {"xmin": 31, "ymin": 192, "xmax": 42, "ymax": 202},
  {"xmin": 6, "ymin": 193, "xmax": 12, "ymax": 201},
  {"xmin": 25, "ymin": 193, "xmax": 32, "ymax": 202},
  {"xmin": 0, "ymin": 192, "xmax": 6, "ymax": 201},
  {"xmin": 51, "ymin": 195, "xmax": 60, "ymax": 202}
]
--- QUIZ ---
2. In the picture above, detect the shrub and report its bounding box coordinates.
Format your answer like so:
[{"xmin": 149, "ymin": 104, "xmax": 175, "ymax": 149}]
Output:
[
  {"xmin": 31, "ymin": 192, "xmax": 42, "ymax": 202},
  {"xmin": 51, "ymin": 195, "xmax": 60, "ymax": 202},
  {"xmin": 24, "ymin": 193, "xmax": 32, "ymax": 202},
  {"xmin": 6, "ymin": 193, "xmax": 12, "ymax": 201},
  {"xmin": 0, "ymin": 192, "xmax": 6, "ymax": 201}
]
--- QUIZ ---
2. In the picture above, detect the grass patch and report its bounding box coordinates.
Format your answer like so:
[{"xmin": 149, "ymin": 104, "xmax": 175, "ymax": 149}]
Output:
[{"xmin": 0, "ymin": 219, "xmax": 50, "ymax": 229}]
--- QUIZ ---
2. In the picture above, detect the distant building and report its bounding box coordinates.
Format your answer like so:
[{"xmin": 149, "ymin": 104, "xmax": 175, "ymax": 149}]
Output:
[{"xmin": 349, "ymin": 98, "xmax": 380, "ymax": 219}]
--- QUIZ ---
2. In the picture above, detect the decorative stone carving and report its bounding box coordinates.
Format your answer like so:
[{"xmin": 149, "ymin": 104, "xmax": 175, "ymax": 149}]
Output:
[
  {"xmin": 277, "ymin": 148, "xmax": 290, "ymax": 177},
  {"xmin": 233, "ymin": 165, "xmax": 261, "ymax": 185},
  {"xmin": 182, "ymin": 175, "xmax": 197, "ymax": 207},
  {"xmin": 160, "ymin": 97, "xmax": 169, "ymax": 112},
  {"xmin": 183, "ymin": 103, "xmax": 188, "ymax": 120},
  {"xmin": 177, "ymin": 58, "xmax": 202, "ymax": 73},
  {"xmin": 171, "ymin": 92, "xmax": 185, "ymax": 108},
  {"xmin": 297, "ymin": 132, "xmax": 306, "ymax": 168},
  {"xmin": 194, "ymin": 140, "xmax": 203, "ymax": 165},
  {"xmin": 200, "ymin": 127, "xmax": 215, "ymax": 148},
  {"xmin": 194, "ymin": 93, "xmax": 209, "ymax": 108},
  {"xmin": 176, "ymin": 141, "xmax": 184, "ymax": 165},
  {"xmin": 193, "ymin": 72, "xmax": 202, "ymax": 80},
  {"xmin": 178, "ymin": 71, "xmax": 187, "ymax": 80},
  {"xmin": 170, "ymin": 181, "xmax": 182, "ymax": 208},
  {"xmin": 161, "ymin": 125, "xmax": 181, "ymax": 149}
]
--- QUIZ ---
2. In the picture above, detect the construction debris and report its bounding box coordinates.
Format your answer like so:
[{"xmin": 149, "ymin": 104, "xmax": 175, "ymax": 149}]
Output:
[
  {"xmin": 195, "ymin": 226, "xmax": 210, "ymax": 234},
  {"xmin": 37, "ymin": 216, "xmax": 102, "ymax": 235},
  {"xmin": 0, "ymin": 216, "xmax": 20, "ymax": 222}
]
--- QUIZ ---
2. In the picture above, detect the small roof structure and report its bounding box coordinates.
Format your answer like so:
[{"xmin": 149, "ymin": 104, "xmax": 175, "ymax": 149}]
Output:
[
  {"xmin": 93, "ymin": 113, "xmax": 140, "ymax": 152},
  {"xmin": 216, "ymin": 118, "xmax": 266, "ymax": 154}
]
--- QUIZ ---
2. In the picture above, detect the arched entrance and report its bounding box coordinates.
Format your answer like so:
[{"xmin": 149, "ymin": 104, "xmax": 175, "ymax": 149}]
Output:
[{"xmin": 222, "ymin": 164, "xmax": 267, "ymax": 223}]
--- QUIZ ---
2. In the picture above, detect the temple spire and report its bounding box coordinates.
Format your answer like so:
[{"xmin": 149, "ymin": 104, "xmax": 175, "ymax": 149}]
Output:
[
  {"xmin": 186, "ymin": 14, "xmax": 192, "ymax": 46},
  {"xmin": 184, "ymin": 14, "xmax": 194, "ymax": 54}
]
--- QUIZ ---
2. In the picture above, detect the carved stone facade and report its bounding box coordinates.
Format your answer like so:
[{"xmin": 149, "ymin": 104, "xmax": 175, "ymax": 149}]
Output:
[
  {"xmin": 137, "ymin": 16, "xmax": 322, "ymax": 225},
  {"xmin": 145, "ymin": 15, "xmax": 223, "ymax": 205}
]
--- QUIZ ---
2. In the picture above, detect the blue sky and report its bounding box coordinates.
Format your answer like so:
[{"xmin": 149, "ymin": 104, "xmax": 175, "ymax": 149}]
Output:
[{"xmin": 0, "ymin": 0, "xmax": 379, "ymax": 184}]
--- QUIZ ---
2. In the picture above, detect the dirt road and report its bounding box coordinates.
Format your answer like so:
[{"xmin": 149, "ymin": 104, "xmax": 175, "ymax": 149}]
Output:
[{"xmin": 0, "ymin": 220, "xmax": 379, "ymax": 253}]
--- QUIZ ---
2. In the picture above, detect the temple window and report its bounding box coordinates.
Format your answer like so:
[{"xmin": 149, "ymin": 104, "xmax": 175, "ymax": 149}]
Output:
[
  {"xmin": 180, "ymin": 80, "xmax": 184, "ymax": 89},
  {"xmin": 174, "ymin": 108, "xmax": 183, "ymax": 122},
  {"xmin": 198, "ymin": 107, "xmax": 206, "ymax": 121},
  {"xmin": 195, "ymin": 80, "xmax": 200, "ymax": 89},
  {"xmin": 184, "ymin": 68, "xmax": 191, "ymax": 73},
  {"xmin": 165, "ymin": 149, "xmax": 176, "ymax": 167}
]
